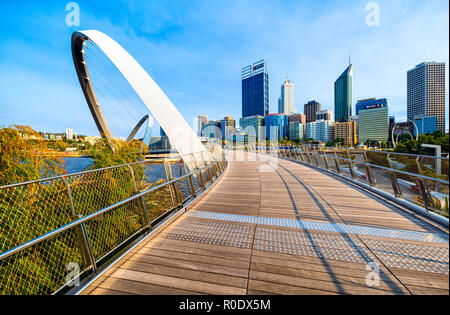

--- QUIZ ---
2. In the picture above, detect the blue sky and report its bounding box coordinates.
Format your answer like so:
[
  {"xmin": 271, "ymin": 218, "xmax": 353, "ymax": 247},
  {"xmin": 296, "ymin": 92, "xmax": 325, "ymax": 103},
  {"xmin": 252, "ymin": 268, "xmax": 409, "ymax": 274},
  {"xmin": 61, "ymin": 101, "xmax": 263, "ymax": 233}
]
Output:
[{"xmin": 0, "ymin": 0, "xmax": 448, "ymax": 136}]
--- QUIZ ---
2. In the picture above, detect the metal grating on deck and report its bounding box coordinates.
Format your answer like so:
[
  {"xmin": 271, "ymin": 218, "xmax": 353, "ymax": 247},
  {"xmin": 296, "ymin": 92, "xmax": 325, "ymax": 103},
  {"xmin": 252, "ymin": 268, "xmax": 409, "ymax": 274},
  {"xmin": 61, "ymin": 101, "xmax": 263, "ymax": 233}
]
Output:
[{"xmin": 187, "ymin": 211, "xmax": 449, "ymax": 244}]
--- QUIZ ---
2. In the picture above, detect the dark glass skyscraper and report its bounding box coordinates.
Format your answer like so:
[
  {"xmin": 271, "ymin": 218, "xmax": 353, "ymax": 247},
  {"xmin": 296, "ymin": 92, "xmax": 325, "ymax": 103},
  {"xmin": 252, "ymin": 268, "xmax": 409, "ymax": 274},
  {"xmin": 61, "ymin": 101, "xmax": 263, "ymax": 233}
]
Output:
[
  {"xmin": 335, "ymin": 64, "xmax": 353, "ymax": 122},
  {"xmin": 242, "ymin": 60, "xmax": 269, "ymax": 118},
  {"xmin": 304, "ymin": 100, "xmax": 322, "ymax": 123}
]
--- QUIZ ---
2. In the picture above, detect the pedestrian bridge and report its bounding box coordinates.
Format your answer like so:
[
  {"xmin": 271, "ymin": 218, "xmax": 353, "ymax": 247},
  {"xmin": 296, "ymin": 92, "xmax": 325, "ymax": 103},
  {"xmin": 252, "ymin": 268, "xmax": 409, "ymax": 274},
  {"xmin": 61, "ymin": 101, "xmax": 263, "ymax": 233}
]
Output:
[{"xmin": 78, "ymin": 152, "xmax": 449, "ymax": 295}]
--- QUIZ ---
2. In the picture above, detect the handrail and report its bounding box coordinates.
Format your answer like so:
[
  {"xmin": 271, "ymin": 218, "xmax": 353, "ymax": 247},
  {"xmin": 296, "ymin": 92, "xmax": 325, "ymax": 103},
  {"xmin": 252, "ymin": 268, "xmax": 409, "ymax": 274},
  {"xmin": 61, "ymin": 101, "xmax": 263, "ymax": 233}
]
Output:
[
  {"xmin": 0, "ymin": 157, "xmax": 225, "ymax": 262},
  {"xmin": 258, "ymin": 147, "xmax": 448, "ymax": 218},
  {"xmin": 0, "ymin": 149, "xmax": 215, "ymax": 189},
  {"xmin": 309, "ymin": 152, "xmax": 449, "ymax": 184},
  {"xmin": 322, "ymin": 149, "xmax": 449, "ymax": 161}
]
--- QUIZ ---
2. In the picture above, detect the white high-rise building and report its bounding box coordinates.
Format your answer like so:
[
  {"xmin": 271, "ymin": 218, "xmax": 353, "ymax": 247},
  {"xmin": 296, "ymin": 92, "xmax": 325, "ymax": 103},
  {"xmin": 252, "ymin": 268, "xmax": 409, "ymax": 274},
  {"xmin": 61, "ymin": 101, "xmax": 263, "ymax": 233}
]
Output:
[
  {"xmin": 278, "ymin": 78, "xmax": 295, "ymax": 115},
  {"xmin": 306, "ymin": 120, "xmax": 335, "ymax": 143},
  {"xmin": 407, "ymin": 62, "xmax": 446, "ymax": 133},
  {"xmin": 65, "ymin": 128, "xmax": 74, "ymax": 140}
]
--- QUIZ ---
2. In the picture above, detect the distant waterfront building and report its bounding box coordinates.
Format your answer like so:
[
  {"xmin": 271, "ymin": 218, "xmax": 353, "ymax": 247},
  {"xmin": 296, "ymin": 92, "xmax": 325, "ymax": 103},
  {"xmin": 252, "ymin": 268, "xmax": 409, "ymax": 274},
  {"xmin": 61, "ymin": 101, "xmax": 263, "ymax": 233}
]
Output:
[
  {"xmin": 289, "ymin": 122, "xmax": 304, "ymax": 141},
  {"xmin": 316, "ymin": 110, "xmax": 333, "ymax": 121},
  {"xmin": 288, "ymin": 114, "xmax": 306, "ymax": 140},
  {"xmin": 242, "ymin": 60, "xmax": 269, "ymax": 118},
  {"xmin": 359, "ymin": 107, "xmax": 389, "ymax": 143},
  {"xmin": 65, "ymin": 128, "xmax": 74, "ymax": 140},
  {"xmin": 304, "ymin": 101, "xmax": 322, "ymax": 123},
  {"xmin": 239, "ymin": 115, "xmax": 265, "ymax": 140},
  {"xmin": 414, "ymin": 115, "xmax": 437, "ymax": 135},
  {"xmin": 334, "ymin": 64, "xmax": 353, "ymax": 122},
  {"xmin": 288, "ymin": 113, "xmax": 306, "ymax": 125},
  {"xmin": 335, "ymin": 121, "xmax": 357, "ymax": 147},
  {"xmin": 265, "ymin": 114, "xmax": 288, "ymax": 142},
  {"xmin": 202, "ymin": 120, "xmax": 222, "ymax": 139},
  {"xmin": 198, "ymin": 115, "xmax": 208, "ymax": 136},
  {"xmin": 278, "ymin": 78, "xmax": 295, "ymax": 115},
  {"xmin": 306, "ymin": 120, "xmax": 335, "ymax": 143},
  {"xmin": 351, "ymin": 115, "xmax": 359, "ymax": 138},
  {"xmin": 220, "ymin": 116, "xmax": 236, "ymax": 140},
  {"xmin": 160, "ymin": 127, "xmax": 166, "ymax": 137},
  {"xmin": 407, "ymin": 62, "xmax": 446, "ymax": 133},
  {"xmin": 356, "ymin": 98, "xmax": 387, "ymax": 115}
]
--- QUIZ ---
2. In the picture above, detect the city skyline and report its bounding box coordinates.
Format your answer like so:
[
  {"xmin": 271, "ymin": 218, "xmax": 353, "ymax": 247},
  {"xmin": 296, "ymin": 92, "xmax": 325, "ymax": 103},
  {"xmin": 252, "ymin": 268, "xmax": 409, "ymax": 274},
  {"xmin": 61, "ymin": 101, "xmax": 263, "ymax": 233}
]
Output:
[{"xmin": 0, "ymin": 1, "xmax": 448, "ymax": 137}]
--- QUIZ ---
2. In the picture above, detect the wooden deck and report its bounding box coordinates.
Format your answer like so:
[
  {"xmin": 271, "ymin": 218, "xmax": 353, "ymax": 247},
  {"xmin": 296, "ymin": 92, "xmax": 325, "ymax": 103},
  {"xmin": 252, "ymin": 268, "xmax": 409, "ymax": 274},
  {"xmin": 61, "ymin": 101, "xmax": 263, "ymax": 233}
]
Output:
[{"xmin": 81, "ymin": 152, "xmax": 449, "ymax": 295}]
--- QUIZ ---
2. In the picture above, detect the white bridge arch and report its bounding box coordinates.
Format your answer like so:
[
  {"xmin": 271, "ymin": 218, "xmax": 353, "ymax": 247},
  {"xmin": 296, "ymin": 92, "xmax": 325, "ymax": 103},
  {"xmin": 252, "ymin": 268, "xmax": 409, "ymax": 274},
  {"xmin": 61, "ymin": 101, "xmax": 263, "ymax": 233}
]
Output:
[{"xmin": 71, "ymin": 30, "xmax": 210, "ymax": 170}]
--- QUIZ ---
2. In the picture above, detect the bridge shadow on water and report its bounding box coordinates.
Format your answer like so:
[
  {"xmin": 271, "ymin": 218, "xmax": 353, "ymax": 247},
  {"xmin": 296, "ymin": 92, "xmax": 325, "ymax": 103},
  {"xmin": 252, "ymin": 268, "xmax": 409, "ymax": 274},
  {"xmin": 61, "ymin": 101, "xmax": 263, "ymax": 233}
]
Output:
[{"xmin": 266, "ymin": 160, "xmax": 406, "ymax": 295}]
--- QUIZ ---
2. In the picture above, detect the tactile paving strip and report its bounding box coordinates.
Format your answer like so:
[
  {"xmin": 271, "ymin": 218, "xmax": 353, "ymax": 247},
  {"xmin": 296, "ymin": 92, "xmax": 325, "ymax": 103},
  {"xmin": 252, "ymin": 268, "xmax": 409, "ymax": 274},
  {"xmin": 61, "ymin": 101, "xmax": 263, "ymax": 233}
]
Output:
[
  {"xmin": 255, "ymin": 228, "xmax": 374, "ymax": 264},
  {"xmin": 363, "ymin": 238, "xmax": 449, "ymax": 274},
  {"xmin": 166, "ymin": 219, "xmax": 254, "ymax": 249},
  {"xmin": 187, "ymin": 211, "xmax": 449, "ymax": 244}
]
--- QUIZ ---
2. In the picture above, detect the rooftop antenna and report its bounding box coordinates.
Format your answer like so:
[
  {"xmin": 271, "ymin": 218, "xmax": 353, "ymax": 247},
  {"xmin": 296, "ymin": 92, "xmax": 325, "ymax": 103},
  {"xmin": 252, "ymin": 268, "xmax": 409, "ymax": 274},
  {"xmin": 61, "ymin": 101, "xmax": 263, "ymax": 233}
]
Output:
[{"xmin": 349, "ymin": 52, "xmax": 351, "ymax": 66}]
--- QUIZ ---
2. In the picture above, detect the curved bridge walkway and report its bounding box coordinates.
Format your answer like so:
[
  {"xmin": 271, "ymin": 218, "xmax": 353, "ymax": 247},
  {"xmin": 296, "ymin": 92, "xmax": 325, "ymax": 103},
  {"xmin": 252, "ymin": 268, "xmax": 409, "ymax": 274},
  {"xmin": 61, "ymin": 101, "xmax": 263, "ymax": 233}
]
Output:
[{"xmin": 81, "ymin": 152, "xmax": 449, "ymax": 295}]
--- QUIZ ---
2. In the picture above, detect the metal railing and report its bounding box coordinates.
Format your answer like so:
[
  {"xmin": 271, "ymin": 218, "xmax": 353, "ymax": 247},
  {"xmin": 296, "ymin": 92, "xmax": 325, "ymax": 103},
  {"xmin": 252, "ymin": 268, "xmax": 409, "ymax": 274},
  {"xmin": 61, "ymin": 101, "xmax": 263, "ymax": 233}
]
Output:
[
  {"xmin": 0, "ymin": 150, "xmax": 227, "ymax": 295},
  {"xmin": 242, "ymin": 145, "xmax": 449, "ymax": 219}
]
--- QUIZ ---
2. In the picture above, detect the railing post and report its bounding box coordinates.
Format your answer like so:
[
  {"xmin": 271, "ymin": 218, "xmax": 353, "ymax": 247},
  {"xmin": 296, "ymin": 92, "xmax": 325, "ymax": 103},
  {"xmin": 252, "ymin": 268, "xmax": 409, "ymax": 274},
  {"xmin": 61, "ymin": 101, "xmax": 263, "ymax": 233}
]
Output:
[
  {"xmin": 299, "ymin": 151, "xmax": 305, "ymax": 163},
  {"xmin": 415, "ymin": 177, "xmax": 433, "ymax": 211},
  {"xmin": 322, "ymin": 148, "xmax": 330, "ymax": 170},
  {"xmin": 127, "ymin": 164, "xmax": 151, "ymax": 229},
  {"xmin": 201, "ymin": 151, "xmax": 213, "ymax": 183},
  {"xmin": 313, "ymin": 151, "xmax": 320, "ymax": 167},
  {"xmin": 193, "ymin": 153, "xmax": 206, "ymax": 190},
  {"xmin": 306, "ymin": 152, "xmax": 312, "ymax": 164},
  {"xmin": 184, "ymin": 162, "xmax": 197, "ymax": 199},
  {"xmin": 334, "ymin": 157, "xmax": 342, "ymax": 174},
  {"xmin": 363, "ymin": 152, "xmax": 376, "ymax": 187},
  {"xmin": 387, "ymin": 154, "xmax": 402, "ymax": 197},
  {"xmin": 346, "ymin": 150, "xmax": 356, "ymax": 179},
  {"xmin": 62, "ymin": 176, "xmax": 97, "ymax": 274},
  {"xmin": 164, "ymin": 159, "xmax": 181, "ymax": 207}
]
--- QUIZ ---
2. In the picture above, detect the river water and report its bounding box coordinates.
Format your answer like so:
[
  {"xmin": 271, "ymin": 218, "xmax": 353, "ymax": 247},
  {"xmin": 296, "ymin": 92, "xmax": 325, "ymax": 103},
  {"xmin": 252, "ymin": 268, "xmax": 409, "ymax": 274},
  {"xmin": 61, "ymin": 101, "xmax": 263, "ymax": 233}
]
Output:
[{"xmin": 62, "ymin": 157, "xmax": 174, "ymax": 183}]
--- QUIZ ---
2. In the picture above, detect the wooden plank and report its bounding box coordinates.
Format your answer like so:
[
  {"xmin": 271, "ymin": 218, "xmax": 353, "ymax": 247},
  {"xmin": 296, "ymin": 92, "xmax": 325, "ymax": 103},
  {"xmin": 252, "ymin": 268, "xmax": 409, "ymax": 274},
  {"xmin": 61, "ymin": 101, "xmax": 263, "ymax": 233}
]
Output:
[
  {"xmin": 110, "ymin": 269, "xmax": 247, "ymax": 295},
  {"xmin": 119, "ymin": 260, "xmax": 248, "ymax": 289},
  {"xmin": 96, "ymin": 277, "xmax": 201, "ymax": 295}
]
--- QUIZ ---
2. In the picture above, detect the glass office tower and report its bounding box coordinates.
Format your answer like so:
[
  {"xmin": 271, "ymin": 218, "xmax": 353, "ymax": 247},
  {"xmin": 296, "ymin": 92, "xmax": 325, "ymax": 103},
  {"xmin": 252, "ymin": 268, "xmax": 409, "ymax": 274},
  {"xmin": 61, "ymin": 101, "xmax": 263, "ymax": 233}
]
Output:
[
  {"xmin": 335, "ymin": 64, "xmax": 353, "ymax": 122},
  {"xmin": 265, "ymin": 114, "xmax": 288, "ymax": 142},
  {"xmin": 407, "ymin": 62, "xmax": 446, "ymax": 133},
  {"xmin": 242, "ymin": 60, "xmax": 269, "ymax": 118},
  {"xmin": 356, "ymin": 98, "xmax": 387, "ymax": 115}
]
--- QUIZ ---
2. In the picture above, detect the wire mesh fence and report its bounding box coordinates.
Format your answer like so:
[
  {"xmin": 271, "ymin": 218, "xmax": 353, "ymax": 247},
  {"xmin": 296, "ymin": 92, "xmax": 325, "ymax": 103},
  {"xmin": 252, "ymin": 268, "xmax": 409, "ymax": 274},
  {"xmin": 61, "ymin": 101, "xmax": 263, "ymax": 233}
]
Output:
[
  {"xmin": 276, "ymin": 147, "xmax": 449, "ymax": 218},
  {"xmin": 0, "ymin": 150, "xmax": 227, "ymax": 295}
]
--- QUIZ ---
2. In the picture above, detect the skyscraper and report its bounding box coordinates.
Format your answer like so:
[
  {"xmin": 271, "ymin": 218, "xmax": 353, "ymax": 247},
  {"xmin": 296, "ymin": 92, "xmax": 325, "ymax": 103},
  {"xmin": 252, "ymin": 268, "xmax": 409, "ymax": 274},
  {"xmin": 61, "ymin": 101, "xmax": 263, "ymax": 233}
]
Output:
[
  {"xmin": 278, "ymin": 78, "xmax": 295, "ymax": 115},
  {"xmin": 220, "ymin": 116, "xmax": 236, "ymax": 140},
  {"xmin": 198, "ymin": 115, "xmax": 208, "ymax": 136},
  {"xmin": 242, "ymin": 60, "xmax": 269, "ymax": 118},
  {"xmin": 316, "ymin": 110, "xmax": 333, "ymax": 121},
  {"xmin": 356, "ymin": 98, "xmax": 387, "ymax": 115},
  {"xmin": 306, "ymin": 120, "xmax": 335, "ymax": 143},
  {"xmin": 414, "ymin": 115, "xmax": 438, "ymax": 135},
  {"xmin": 265, "ymin": 114, "xmax": 288, "ymax": 141},
  {"xmin": 335, "ymin": 121, "xmax": 357, "ymax": 147},
  {"xmin": 407, "ymin": 62, "xmax": 446, "ymax": 133},
  {"xmin": 239, "ymin": 115, "xmax": 265, "ymax": 140},
  {"xmin": 304, "ymin": 101, "xmax": 322, "ymax": 123},
  {"xmin": 335, "ymin": 64, "xmax": 353, "ymax": 122},
  {"xmin": 359, "ymin": 107, "xmax": 389, "ymax": 143},
  {"xmin": 65, "ymin": 128, "xmax": 74, "ymax": 140}
]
